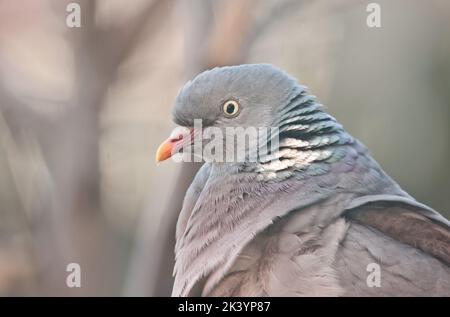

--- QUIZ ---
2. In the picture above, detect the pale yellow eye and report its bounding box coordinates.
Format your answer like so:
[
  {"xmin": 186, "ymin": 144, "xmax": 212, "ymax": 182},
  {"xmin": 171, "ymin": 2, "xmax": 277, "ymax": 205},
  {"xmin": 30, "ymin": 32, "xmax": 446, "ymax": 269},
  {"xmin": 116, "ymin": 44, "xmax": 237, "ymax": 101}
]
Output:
[{"xmin": 223, "ymin": 100, "xmax": 240, "ymax": 117}]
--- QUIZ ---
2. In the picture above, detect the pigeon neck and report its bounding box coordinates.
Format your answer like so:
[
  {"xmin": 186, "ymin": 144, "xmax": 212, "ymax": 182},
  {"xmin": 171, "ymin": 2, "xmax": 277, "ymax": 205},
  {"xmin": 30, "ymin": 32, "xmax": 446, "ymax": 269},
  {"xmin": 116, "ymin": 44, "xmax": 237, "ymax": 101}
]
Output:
[{"xmin": 242, "ymin": 91, "xmax": 355, "ymax": 181}]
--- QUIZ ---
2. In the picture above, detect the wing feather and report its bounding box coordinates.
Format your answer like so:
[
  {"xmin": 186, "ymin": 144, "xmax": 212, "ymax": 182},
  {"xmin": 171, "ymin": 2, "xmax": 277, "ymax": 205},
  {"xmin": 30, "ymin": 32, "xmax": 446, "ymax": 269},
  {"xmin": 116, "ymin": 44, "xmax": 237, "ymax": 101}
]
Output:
[{"xmin": 344, "ymin": 196, "xmax": 450, "ymax": 265}]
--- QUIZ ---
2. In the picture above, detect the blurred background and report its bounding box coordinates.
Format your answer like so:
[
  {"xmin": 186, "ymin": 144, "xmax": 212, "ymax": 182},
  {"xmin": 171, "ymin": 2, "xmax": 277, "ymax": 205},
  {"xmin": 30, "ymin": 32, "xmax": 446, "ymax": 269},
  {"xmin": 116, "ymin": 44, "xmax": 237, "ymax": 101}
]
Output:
[{"xmin": 0, "ymin": 0, "xmax": 449, "ymax": 296}]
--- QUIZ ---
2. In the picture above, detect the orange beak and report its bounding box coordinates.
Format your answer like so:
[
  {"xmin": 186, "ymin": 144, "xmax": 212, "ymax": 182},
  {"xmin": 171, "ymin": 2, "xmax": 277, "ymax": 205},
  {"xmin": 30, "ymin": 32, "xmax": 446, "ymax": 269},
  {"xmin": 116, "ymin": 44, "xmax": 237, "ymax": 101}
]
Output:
[
  {"xmin": 155, "ymin": 127, "xmax": 194, "ymax": 163},
  {"xmin": 155, "ymin": 140, "xmax": 175, "ymax": 162}
]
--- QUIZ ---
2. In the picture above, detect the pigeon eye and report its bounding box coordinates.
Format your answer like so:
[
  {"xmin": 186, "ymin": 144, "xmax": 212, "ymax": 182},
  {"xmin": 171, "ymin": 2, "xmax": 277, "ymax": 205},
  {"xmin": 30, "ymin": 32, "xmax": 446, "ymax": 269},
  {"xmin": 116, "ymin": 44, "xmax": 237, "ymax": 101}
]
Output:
[{"xmin": 223, "ymin": 100, "xmax": 240, "ymax": 117}]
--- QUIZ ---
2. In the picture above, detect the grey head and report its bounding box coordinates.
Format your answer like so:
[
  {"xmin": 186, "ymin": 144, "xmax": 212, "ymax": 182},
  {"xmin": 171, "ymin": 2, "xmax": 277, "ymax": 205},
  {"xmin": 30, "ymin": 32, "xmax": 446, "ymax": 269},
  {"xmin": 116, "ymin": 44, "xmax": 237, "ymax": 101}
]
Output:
[
  {"xmin": 173, "ymin": 64, "xmax": 300, "ymax": 128},
  {"xmin": 170, "ymin": 64, "xmax": 353, "ymax": 178}
]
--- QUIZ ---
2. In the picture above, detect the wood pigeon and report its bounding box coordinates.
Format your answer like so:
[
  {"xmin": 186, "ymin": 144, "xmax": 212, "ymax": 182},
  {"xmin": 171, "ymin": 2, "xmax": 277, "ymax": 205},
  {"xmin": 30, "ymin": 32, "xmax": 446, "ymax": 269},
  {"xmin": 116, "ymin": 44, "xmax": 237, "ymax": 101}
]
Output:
[{"xmin": 156, "ymin": 64, "xmax": 450, "ymax": 296}]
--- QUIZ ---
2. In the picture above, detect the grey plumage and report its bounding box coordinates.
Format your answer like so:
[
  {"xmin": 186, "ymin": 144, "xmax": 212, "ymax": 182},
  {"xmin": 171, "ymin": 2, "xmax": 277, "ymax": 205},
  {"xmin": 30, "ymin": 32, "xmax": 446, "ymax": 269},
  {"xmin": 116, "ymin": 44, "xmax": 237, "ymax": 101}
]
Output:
[{"xmin": 165, "ymin": 64, "xmax": 450, "ymax": 296}]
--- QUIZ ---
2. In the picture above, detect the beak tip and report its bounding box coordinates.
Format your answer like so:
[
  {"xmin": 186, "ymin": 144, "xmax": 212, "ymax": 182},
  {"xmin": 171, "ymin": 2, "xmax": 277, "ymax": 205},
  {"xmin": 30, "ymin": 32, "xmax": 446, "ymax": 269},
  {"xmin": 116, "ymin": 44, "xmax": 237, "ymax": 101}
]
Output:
[{"xmin": 155, "ymin": 141, "xmax": 173, "ymax": 163}]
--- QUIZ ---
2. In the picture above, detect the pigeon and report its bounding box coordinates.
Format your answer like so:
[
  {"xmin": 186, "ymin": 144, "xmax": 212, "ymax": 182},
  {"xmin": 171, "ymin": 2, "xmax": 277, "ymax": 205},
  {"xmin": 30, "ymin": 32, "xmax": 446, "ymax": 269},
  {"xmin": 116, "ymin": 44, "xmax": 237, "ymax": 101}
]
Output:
[{"xmin": 155, "ymin": 64, "xmax": 450, "ymax": 297}]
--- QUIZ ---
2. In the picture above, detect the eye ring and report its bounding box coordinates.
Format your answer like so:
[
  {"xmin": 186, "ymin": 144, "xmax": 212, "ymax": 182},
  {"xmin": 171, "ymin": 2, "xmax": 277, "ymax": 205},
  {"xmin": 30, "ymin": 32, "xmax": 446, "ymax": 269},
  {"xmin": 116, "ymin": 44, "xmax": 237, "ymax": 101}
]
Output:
[{"xmin": 222, "ymin": 100, "xmax": 240, "ymax": 117}]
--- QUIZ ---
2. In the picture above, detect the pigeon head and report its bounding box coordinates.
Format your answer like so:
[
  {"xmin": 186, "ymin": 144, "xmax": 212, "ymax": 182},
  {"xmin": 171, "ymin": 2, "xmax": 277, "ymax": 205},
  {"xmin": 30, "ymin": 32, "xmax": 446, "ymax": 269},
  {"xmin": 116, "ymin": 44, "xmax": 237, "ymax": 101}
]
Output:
[
  {"xmin": 156, "ymin": 64, "xmax": 351, "ymax": 174},
  {"xmin": 172, "ymin": 64, "xmax": 299, "ymax": 129}
]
